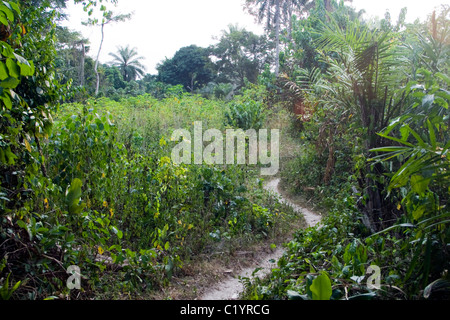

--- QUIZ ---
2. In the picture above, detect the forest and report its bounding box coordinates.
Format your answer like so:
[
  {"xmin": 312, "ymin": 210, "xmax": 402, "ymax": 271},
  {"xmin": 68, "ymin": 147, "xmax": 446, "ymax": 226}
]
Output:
[{"xmin": 0, "ymin": 0, "xmax": 449, "ymax": 302}]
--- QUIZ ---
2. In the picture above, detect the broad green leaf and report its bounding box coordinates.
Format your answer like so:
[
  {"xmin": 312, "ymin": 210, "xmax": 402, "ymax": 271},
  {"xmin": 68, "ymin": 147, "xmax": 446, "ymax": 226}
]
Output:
[
  {"xmin": 411, "ymin": 175, "xmax": 430, "ymax": 196},
  {"xmin": 7, "ymin": 1, "xmax": 20, "ymax": 15},
  {"xmin": 0, "ymin": 12, "xmax": 7, "ymax": 25},
  {"xmin": 413, "ymin": 205, "xmax": 427, "ymax": 221},
  {"xmin": 310, "ymin": 273, "xmax": 332, "ymax": 301},
  {"xmin": 0, "ymin": 95, "xmax": 11, "ymax": 109},
  {"xmin": 0, "ymin": 62, "xmax": 8, "ymax": 80},
  {"xmin": 0, "ymin": 77, "xmax": 20, "ymax": 89},
  {"xmin": 16, "ymin": 219, "xmax": 27, "ymax": 230},
  {"xmin": 400, "ymin": 125, "xmax": 410, "ymax": 141},
  {"xmin": 18, "ymin": 62, "xmax": 33, "ymax": 77},
  {"xmin": 4, "ymin": 146, "xmax": 17, "ymax": 165},
  {"xmin": 0, "ymin": 5, "xmax": 13, "ymax": 21},
  {"xmin": 0, "ymin": 148, "xmax": 5, "ymax": 164},
  {"xmin": 6, "ymin": 58, "xmax": 19, "ymax": 78},
  {"xmin": 65, "ymin": 178, "xmax": 85, "ymax": 215}
]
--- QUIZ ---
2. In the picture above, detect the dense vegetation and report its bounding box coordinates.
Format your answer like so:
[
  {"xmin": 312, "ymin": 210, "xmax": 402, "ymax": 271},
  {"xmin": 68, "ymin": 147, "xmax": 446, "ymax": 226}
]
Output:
[
  {"xmin": 241, "ymin": 1, "xmax": 450, "ymax": 300},
  {"xmin": 1, "ymin": 0, "xmax": 449, "ymax": 301}
]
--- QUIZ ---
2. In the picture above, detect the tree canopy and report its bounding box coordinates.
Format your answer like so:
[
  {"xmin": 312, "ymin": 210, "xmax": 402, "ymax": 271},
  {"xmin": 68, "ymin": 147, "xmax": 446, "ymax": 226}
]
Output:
[
  {"xmin": 156, "ymin": 45, "xmax": 214, "ymax": 92},
  {"xmin": 109, "ymin": 45, "xmax": 146, "ymax": 82}
]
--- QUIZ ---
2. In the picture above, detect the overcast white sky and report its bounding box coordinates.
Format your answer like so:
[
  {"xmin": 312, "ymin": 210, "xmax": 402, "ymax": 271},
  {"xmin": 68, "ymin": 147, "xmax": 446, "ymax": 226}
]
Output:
[{"xmin": 61, "ymin": 0, "xmax": 447, "ymax": 75}]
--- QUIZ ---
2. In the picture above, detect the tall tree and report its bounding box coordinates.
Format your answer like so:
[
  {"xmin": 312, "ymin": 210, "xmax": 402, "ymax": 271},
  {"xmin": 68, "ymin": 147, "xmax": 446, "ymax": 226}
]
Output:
[
  {"xmin": 323, "ymin": 0, "xmax": 353, "ymax": 12},
  {"xmin": 245, "ymin": 0, "xmax": 283, "ymax": 76},
  {"xmin": 83, "ymin": 9, "xmax": 131, "ymax": 95},
  {"xmin": 245, "ymin": 0, "xmax": 317, "ymax": 76},
  {"xmin": 316, "ymin": 16, "xmax": 408, "ymax": 231},
  {"xmin": 55, "ymin": 26, "xmax": 90, "ymax": 87},
  {"xmin": 281, "ymin": 0, "xmax": 315, "ymax": 41},
  {"xmin": 210, "ymin": 24, "xmax": 272, "ymax": 88},
  {"xmin": 109, "ymin": 45, "xmax": 146, "ymax": 82},
  {"xmin": 157, "ymin": 45, "xmax": 214, "ymax": 92}
]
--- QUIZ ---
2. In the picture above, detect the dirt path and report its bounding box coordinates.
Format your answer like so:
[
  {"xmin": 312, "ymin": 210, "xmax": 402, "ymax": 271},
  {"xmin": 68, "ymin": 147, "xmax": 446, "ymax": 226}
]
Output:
[{"xmin": 199, "ymin": 178, "xmax": 321, "ymax": 300}]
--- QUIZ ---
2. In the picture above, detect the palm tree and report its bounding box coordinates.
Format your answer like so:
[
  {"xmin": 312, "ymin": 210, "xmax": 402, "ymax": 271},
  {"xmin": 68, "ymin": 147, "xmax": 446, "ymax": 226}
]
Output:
[
  {"xmin": 316, "ymin": 16, "xmax": 408, "ymax": 231},
  {"xmin": 109, "ymin": 45, "xmax": 146, "ymax": 82},
  {"xmin": 245, "ymin": 0, "xmax": 315, "ymax": 76},
  {"xmin": 84, "ymin": 11, "xmax": 131, "ymax": 95},
  {"xmin": 245, "ymin": 0, "xmax": 284, "ymax": 76}
]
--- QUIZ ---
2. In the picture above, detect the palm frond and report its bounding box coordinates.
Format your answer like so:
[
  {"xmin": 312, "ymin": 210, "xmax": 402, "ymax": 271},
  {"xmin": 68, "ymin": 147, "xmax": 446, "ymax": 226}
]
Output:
[{"xmin": 108, "ymin": 45, "xmax": 146, "ymax": 81}]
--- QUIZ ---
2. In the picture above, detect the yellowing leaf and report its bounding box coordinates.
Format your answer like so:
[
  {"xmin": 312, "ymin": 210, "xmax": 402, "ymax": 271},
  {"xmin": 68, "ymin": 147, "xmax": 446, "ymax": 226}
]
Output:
[
  {"xmin": 24, "ymin": 138, "xmax": 31, "ymax": 152},
  {"xmin": 397, "ymin": 204, "xmax": 402, "ymax": 210},
  {"xmin": 413, "ymin": 205, "xmax": 426, "ymax": 220},
  {"xmin": 98, "ymin": 246, "xmax": 104, "ymax": 255}
]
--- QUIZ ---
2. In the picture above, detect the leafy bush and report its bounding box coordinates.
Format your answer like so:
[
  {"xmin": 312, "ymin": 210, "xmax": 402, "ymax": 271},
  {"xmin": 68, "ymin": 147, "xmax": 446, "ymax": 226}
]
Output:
[{"xmin": 225, "ymin": 100, "xmax": 265, "ymax": 130}]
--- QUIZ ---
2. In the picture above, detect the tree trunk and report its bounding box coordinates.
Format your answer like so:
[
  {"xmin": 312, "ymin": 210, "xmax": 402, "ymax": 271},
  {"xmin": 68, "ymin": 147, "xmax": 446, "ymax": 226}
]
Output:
[
  {"xmin": 94, "ymin": 23, "xmax": 105, "ymax": 96},
  {"xmin": 80, "ymin": 42, "xmax": 85, "ymax": 87},
  {"xmin": 274, "ymin": 0, "xmax": 281, "ymax": 77},
  {"xmin": 287, "ymin": 6, "xmax": 293, "ymax": 42},
  {"xmin": 323, "ymin": 144, "xmax": 335, "ymax": 185}
]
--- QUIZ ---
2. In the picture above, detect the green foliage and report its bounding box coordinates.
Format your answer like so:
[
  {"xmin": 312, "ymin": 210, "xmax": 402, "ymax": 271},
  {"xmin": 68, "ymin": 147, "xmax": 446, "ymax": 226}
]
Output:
[
  {"xmin": 1, "ymin": 1, "xmax": 67, "ymax": 217},
  {"xmin": 2, "ymin": 0, "xmax": 449, "ymax": 302},
  {"xmin": 108, "ymin": 45, "xmax": 146, "ymax": 82},
  {"xmin": 224, "ymin": 84, "xmax": 268, "ymax": 130},
  {"xmin": 225, "ymin": 100, "xmax": 265, "ymax": 130},
  {"xmin": 0, "ymin": 273, "xmax": 21, "ymax": 300},
  {"xmin": 210, "ymin": 24, "xmax": 272, "ymax": 90},
  {"xmin": 244, "ymin": 1, "xmax": 449, "ymax": 302},
  {"xmin": 310, "ymin": 273, "xmax": 332, "ymax": 300},
  {"xmin": 157, "ymin": 45, "xmax": 214, "ymax": 92},
  {"xmin": 2, "ymin": 92, "xmax": 297, "ymax": 299},
  {"xmin": 368, "ymin": 68, "xmax": 449, "ymax": 296}
]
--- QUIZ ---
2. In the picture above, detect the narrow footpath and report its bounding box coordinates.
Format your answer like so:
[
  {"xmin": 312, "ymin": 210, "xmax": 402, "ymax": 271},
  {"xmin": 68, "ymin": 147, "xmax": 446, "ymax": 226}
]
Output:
[{"xmin": 199, "ymin": 178, "xmax": 322, "ymax": 300}]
